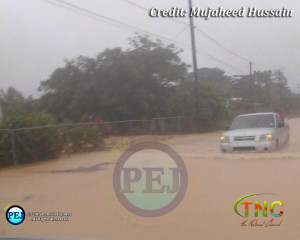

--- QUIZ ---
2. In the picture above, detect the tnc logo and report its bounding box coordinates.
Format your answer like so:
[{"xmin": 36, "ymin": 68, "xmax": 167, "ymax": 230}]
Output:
[
  {"xmin": 113, "ymin": 142, "xmax": 188, "ymax": 218},
  {"xmin": 234, "ymin": 193, "xmax": 284, "ymax": 218}
]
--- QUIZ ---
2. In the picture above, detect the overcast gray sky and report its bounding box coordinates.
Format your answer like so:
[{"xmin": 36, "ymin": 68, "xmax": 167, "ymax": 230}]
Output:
[{"xmin": 0, "ymin": 0, "xmax": 299, "ymax": 97}]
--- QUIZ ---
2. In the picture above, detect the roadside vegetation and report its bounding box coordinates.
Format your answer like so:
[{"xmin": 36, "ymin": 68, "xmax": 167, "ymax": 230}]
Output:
[{"xmin": 1, "ymin": 35, "xmax": 299, "ymax": 165}]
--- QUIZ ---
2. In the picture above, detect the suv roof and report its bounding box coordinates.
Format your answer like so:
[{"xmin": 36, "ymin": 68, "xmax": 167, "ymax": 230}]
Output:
[{"xmin": 238, "ymin": 112, "xmax": 277, "ymax": 117}]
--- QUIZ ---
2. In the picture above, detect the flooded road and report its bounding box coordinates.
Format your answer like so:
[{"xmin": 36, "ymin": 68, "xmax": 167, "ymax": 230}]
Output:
[{"xmin": 1, "ymin": 118, "xmax": 300, "ymax": 240}]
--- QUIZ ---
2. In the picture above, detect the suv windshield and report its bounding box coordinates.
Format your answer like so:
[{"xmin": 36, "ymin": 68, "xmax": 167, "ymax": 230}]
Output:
[{"xmin": 230, "ymin": 114, "xmax": 275, "ymax": 130}]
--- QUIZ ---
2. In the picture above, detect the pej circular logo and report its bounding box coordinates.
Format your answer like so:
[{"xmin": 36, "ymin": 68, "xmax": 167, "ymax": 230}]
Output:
[
  {"xmin": 5, "ymin": 205, "xmax": 25, "ymax": 225},
  {"xmin": 113, "ymin": 142, "xmax": 188, "ymax": 218}
]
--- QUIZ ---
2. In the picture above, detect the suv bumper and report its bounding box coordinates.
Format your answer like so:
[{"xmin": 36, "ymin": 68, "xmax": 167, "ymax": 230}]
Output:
[{"xmin": 220, "ymin": 141, "xmax": 275, "ymax": 153}]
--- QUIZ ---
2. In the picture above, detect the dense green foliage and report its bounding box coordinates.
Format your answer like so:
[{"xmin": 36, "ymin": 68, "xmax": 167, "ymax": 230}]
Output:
[
  {"xmin": 33, "ymin": 36, "xmax": 247, "ymax": 127},
  {"xmin": 38, "ymin": 36, "xmax": 188, "ymax": 121},
  {"xmin": 33, "ymin": 36, "xmax": 300, "ymax": 124},
  {"xmin": 1, "ymin": 35, "xmax": 299, "ymax": 129},
  {"xmin": 0, "ymin": 110, "xmax": 61, "ymax": 165},
  {"xmin": 1, "ymin": 35, "xmax": 300, "ymax": 165},
  {"xmin": 0, "ymin": 110, "xmax": 104, "ymax": 165}
]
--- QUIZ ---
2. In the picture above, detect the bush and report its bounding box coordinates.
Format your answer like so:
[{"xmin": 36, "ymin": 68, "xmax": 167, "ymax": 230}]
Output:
[
  {"xmin": 0, "ymin": 110, "xmax": 62, "ymax": 165},
  {"xmin": 64, "ymin": 124, "xmax": 103, "ymax": 153},
  {"xmin": 0, "ymin": 130, "xmax": 11, "ymax": 166},
  {"xmin": 0, "ymin": 110, "xmax": 105, "ymax": 166}
]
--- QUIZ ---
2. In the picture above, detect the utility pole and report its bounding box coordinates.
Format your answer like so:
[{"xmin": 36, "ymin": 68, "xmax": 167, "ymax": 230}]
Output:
[
  {"xmin": 188, "ymin": 0, "xmax": 200, "ymax": 132},
  {"xmin": 249, "ymin": 61, "xmax": 253, "ymax": 109}
]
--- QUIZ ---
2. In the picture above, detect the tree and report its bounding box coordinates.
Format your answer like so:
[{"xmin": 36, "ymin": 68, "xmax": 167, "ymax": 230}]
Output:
[
  {"xmin": 39, "ymin": 35, "xmax": 188, "ymax": 121},
  {"xmin": 167, "ymin": 77, "xmax": 229, "ymax": 130},
  {"xmin": 0, "ymin": 87, "xmax": 25, "ymax": 103},
  {"xmin": 0, "ymin": 87, "xmax": 26, "ymax": 116},
  {"xmin": 232, "ymin": 70, "xmax": 299, "ymax": 113},
  {"xmin": 197, "ymin": 68, "xmax": 233, "ymax": 96}
]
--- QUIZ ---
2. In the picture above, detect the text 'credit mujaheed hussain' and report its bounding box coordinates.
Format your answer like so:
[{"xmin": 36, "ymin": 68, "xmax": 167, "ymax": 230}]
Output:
[{"xmin": 149, "ymin": 7, "xmax": 293, "ymax": 20}]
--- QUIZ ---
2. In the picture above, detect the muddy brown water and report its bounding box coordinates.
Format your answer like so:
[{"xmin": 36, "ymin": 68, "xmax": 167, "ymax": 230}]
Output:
[{"xmin": 0, "ymin": 118, "xmax": 300, "ymax": 239}]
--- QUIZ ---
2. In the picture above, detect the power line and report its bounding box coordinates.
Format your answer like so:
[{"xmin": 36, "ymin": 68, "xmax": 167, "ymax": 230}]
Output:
[
  {"xmin": 124, "ymin": 0, "xmax": 279, "ymax": 73},
  {"xmin": 41, "ymin": 0, "xmax": 133, "ymax": 31},
  {"xmin": 202, "ymin": 19, "xmax": 277, "ymax": 70},
  {"xmin": 196, "ymin": 50, "xmax": 246, "ymax": 74},
  {"xmin": 120, "ymin": 0, "xmax": 249, "ymax": 72},
  {"xmin": 122, "ymin": 0, "xmax": 250, "ymax": 63},
  {"xmin": 195, "ymin": 27, "xmax": 249, "ymax": 62},
  {"xmin": 121, "ymin": 0, "xmax": 148, "ymax": 11},
  {"xmin": 171, "ymin": 26, "xmax": 189, "ymax": 40},
  {"xmin": 41, "ymin": 0, "xmax": 246, "ymax": 74},
  {"xmin": 43, "ymin": 0, "xmax": 189, "ymax": 45},
  {"xmin": 196, "ymin": 16, "xmax": 258, "ymax": 59},
  {"xmin": 252, "ymin": 62, "xmax": 277, "ymax": 71},
  {"xmin": 195, "ymin": 0, "xmax": 280, "ymax": 71},
  {"xmin": 198, "ymin": 0, "xmax": 275, "ymax": 64},
  {"xmin": 41, "ymin": 0, "xmax": 195, "ymax": 52},
  {"xmin": 121, "ymin": 0, "xmax": 189, "ymax": 26}
]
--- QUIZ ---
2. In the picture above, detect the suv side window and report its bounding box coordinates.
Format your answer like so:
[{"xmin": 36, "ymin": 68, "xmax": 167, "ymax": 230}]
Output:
[{"xmin": 276, "ymin": 114, "xmax": 282, "ymax": 127}]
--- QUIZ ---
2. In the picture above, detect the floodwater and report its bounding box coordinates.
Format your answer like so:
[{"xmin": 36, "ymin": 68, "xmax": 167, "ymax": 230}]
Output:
[{"xmin": 0, "ymin": 118, "xmax": 300, "ymax": 240}]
